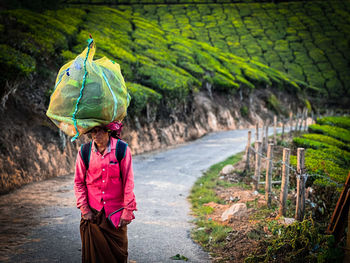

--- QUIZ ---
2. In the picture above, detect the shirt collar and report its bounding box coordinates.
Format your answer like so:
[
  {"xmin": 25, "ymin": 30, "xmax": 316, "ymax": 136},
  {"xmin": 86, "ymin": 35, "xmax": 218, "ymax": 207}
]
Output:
[{"xmin": 93, "ymin": 137, "xmax": 111, "ymax": 154}]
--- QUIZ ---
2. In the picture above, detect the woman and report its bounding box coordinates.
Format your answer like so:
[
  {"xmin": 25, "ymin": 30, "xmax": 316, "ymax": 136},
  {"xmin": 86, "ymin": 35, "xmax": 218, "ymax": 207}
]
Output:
[{"xmin": 74, "ymin": 123, "xmax": 137, "ymax": 263}]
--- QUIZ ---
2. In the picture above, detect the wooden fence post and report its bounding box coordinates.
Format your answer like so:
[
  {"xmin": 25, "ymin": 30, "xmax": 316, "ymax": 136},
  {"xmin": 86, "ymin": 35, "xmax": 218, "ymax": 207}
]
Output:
[
  {"xmin": 265, "ymin": 143, "xmax": 274, "ymax": 207},
  {"xmin": 273, "ymin": 115, "xmax": 277, "ymax": 145},
  {"xmin": 262, "ymin": 123, "xmax": 266, "ymax": 152},
  {"xmin": 289, "ymin": 112, "xmax": 293, "ymax": 137},
  {"xmin": 255, "ymin": 123, "xmax": 259, "ymax": 142},
  {"xmin": 304, "ymin": 109, "xmax": 308, "ymax": 131},
  {"xmin": 253, "ymin": 141, "xmax": 262, "ymax": 191},
  {"xmin": 281, "ymin": 121, "xmax": 285, "ymax": 141},
  {"xmin": 299, "ymin": 109, "xmax": 304, "ymax": 131},
  {"xmin": 294, "ymin": 113, "xmax": 299, "ymax": 133},
  {"xmin": 279, "ymin": 148, "xmax": 290, "ymax": 216},
  {"xmin": 265, "ymin": 124, "xmax": 269, "ymax": 151},
  {"xmin": 244, "ymin": 130, "xmax": 252, "ymax": 172},
  {"xmin": 295, "ymin": 148, "xmax": 306, "ymax": 221},
  {"xmin": 345, "ymin": 208, "xmax": 350, "ymax": 263}
]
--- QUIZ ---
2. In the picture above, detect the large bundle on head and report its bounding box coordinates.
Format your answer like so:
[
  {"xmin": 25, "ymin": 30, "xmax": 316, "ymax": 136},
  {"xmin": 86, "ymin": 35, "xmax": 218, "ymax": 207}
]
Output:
[{"xmin": 46, "ymin": 38, "xmax": 130, "ymax": 141}]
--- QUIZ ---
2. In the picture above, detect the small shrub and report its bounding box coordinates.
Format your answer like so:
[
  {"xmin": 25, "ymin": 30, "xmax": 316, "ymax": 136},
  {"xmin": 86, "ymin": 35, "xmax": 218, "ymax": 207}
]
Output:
[
  {"xmin": 0, "ymin": 44, "xmax": 36, "ymax": 85},
  {"xmin": 267, "ymin": 94, "xmax": 283, "ymax": 114},
  {"xmin": 245, "ymin": 218, "xmax": 343, "ymax": 263},
  {"xmin": 126, "ymin": 82, "xmax": 162, "ymax": 117},
  {"xmin": 240, "ymin": 105, "xmax": 249, "ymax": 117}
]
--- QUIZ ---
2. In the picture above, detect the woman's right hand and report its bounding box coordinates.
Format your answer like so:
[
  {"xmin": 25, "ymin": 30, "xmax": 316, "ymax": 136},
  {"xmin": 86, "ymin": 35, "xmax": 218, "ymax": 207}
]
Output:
[{"xmin": 82, "ymin": 210, "xmax": 94, "ymax": 220}]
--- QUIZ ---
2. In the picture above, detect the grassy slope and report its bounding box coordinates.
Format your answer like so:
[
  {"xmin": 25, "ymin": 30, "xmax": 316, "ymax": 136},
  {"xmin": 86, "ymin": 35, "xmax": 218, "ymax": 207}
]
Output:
[{"xmin": 189, "ymin": 152, "xmax": 244, "ymax": 253}]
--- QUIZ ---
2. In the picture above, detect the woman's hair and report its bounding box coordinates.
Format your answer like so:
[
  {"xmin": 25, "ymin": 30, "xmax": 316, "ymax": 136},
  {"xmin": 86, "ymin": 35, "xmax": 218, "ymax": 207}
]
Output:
[{"xmin": 109, "ymin": 130, "xmax": 121, "ymax": 139}]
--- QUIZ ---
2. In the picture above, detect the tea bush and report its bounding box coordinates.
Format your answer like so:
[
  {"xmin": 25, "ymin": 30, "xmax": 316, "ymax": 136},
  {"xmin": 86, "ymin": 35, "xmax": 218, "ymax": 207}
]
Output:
[
  {"xmin": 302, "ymin": 133, "xmax": 350, "ymax": 151},
  {"xmin": 308, "ymin": 124, "xmax": 350, "ymax": 144},
  {"xmin": 317, "ymin": 116, "xmax": 350, "ymax": 130},
  {"xmin": 126, "ymin": 82, "xmax": 162, "ymax": 117},
  {"xmin": 293, "ymin": 137, "xmax": 332, "ymax": 150},
  {"xmin": 292, "ymin": 116, "xmax": 350, "ymax": 186},
  {"xmin": 290, "ymin": 153, "xmax": 348, "ymax": 186}
]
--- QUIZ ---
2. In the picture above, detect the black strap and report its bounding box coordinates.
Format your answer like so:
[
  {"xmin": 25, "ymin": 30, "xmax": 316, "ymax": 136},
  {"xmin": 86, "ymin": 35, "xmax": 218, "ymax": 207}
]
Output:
[
  {"xmin": 80, "ymin": 141, "xmax": 92, "ymax": 170},
  {"xmin": 116, "ymin": 139, "xmax": 128, "ymax": 182},
  {"xmin": 116, "ymin": 139, "xmax": 127, "ymax": 163}
]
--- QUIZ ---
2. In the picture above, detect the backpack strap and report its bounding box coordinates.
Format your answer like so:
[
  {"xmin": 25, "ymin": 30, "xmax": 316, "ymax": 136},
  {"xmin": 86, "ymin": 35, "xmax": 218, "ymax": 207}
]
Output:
[
  {"xmin": 116, "ymin": 139, "xmax": 128, "ymax": 181},
  {"xmin": 80, "ymin": 141, "xmax": 92, "ymax": 170},
  {"xmin": 116, "ymin": 139, "xmax": 127, "ymax": 163},
  {"xmin": 80, "ymin": 139, "xmax": 127, "ymax": 175}
]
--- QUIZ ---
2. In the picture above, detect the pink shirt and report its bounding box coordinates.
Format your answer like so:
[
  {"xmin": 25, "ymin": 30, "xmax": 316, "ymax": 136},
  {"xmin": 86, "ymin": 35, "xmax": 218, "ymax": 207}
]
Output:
[{"xmin": 74, "ymin": 137, "xmax": 137, "ymax": 221}]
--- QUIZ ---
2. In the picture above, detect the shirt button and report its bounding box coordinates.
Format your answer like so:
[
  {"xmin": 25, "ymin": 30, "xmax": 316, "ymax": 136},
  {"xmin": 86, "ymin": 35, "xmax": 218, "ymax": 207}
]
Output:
[
  {"xmin": 103, "ymin": 201, "xmax": 106, "ymax": 204},
  {"xmin": 102, "ymin": 168, "xmax": 105, "ymax": 171},
  {"xmin": 102, "ymin": 180, "xmax": 105, "ymax": 183},
  {"xmin": 102, "ymin": 156, "xmax": 104, "ymax": 159},
  {"xmin": 102, "ymin": 191, "xmax": 105, "ymax": 194}
]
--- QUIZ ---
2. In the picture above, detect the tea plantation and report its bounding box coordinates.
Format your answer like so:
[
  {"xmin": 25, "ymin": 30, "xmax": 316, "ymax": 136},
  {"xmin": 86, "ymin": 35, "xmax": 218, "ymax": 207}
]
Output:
[
  {"xmin": 124, "ymin": 0, "xmax": 350, "ymax": 105},
  {"xmin": 1, "ymin": 0, "xmax": 349, "ymax": 119}
]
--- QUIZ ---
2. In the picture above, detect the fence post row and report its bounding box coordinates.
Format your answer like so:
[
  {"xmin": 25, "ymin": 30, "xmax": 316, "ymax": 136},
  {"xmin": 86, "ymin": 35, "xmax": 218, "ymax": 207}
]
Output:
[
  {"xmin": 279, "ymin": 148, "xmax": 290, "ymax": 216},
  {"xmin": 245, "ymin": 114, "xmax": 312, "ymax": 218},
  {"xmin": 253, "ymin": 141, "xmax": 262, "ymax": 191},
  {"xmin": 265, "ymin": 144, "xmax": 274, "ymax": 207},
  {"xmin": 295, "ymin": 148, "xmax": 306, "ymax": 221}
]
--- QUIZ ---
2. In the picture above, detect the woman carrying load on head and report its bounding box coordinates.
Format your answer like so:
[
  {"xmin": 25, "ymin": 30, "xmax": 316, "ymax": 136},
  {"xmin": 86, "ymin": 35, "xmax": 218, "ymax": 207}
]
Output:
[{"xmin": 74, "ymin": 121, "xmax": 137, "ymax": 263}]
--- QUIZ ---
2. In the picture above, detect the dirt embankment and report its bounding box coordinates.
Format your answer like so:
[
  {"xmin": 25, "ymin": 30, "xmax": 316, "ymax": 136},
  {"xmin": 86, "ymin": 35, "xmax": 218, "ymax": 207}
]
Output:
[{"xmin": 0, "ymin": 88, "xmax": 298, "ymax": 194}]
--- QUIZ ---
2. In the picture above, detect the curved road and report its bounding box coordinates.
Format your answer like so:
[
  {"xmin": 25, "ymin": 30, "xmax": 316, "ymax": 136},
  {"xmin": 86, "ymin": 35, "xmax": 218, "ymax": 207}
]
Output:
[{"xmin": 0, "ymin": 129, "xmax": 256, "ymax": 263}]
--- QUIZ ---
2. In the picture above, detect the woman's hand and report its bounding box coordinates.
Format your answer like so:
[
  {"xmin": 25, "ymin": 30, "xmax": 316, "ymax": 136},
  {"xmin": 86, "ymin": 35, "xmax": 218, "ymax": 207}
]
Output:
[
  {"xmin": 82, "ymin": 210, "xmax": 94, "ymax": 220},
  {"xmin": 118, "ymin": 218, "xmax": 131, "ymax": 227}
]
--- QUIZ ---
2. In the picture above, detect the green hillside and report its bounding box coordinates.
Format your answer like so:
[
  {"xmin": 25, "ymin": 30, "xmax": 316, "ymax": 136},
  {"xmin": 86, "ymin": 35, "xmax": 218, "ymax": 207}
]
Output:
[
  {"xmin": 125, "ymin": 1, "xmax": 350, "ymax": 103},
  {"xmin": 1, "ymin": 1, "xmax": 349, "ymax": 121}
]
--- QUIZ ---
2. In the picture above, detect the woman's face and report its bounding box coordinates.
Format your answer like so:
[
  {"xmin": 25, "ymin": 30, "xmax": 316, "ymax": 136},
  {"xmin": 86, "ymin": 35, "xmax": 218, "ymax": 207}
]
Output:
[{"xmin": 90, "ymin": 127, "xmax": 109, "ymax": 146}]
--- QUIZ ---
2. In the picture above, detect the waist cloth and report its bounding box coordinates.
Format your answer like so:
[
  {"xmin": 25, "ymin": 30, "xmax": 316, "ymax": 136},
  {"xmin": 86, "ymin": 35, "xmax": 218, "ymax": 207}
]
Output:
[{"xmin": 79, "ymin": 207, "xmax": 128, "ymax": 263}]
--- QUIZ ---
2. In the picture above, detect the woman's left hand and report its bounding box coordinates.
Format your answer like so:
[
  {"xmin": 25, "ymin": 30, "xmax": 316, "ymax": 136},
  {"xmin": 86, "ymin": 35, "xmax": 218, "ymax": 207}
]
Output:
[{"xmin": 118, "ymin": 218, "xmax": 131, "ymax": 227}]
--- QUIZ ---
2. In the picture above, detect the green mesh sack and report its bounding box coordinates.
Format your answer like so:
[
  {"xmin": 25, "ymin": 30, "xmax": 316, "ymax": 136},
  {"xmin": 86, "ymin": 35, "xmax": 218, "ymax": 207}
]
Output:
[{"xmin": 46, "ymin": 38, "xmax": 130, "ymax": 141}]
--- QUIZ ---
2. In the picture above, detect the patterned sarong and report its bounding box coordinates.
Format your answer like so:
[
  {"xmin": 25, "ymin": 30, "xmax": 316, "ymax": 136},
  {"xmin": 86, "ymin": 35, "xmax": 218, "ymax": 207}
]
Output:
[{"xmin": 79, "ymin": 207, "xmax": 128, "ymax": 263}]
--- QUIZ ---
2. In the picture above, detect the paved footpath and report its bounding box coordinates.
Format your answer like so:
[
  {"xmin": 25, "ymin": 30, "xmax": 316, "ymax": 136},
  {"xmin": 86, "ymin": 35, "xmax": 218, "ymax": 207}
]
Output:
[{"xmin": 0, "ymin": 129, "xmax": 257, "ymax": 263}]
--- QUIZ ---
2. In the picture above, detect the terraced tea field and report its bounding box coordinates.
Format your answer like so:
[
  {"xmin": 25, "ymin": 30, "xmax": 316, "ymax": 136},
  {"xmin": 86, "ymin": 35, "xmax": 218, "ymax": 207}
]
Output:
[
  {"xmin": 1, "ymin": 0, "xmax": 349, "ymax": 117},
  {"xmin": 116, "ymin": 1, "xmax": 350, "ymax": 103}
]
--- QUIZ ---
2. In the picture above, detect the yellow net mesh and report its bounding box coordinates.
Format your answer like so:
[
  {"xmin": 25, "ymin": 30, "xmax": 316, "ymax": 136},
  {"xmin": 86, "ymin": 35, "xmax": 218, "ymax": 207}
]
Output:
[{"xmin": 46, "ymin": 39, "xmax": 130, "ymax": 140}]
